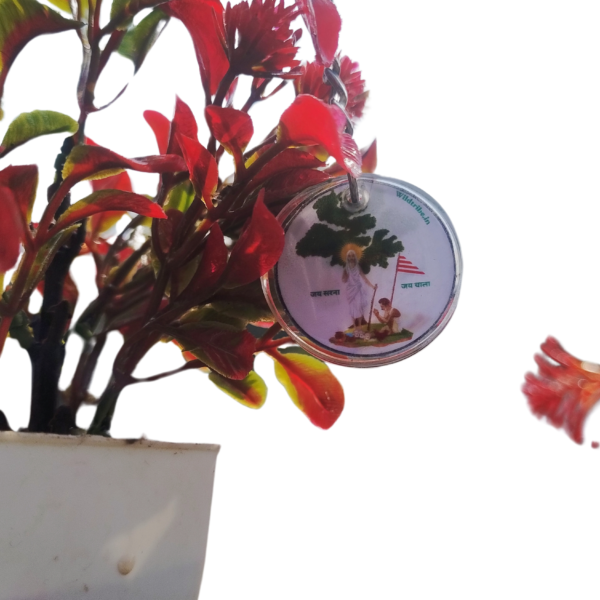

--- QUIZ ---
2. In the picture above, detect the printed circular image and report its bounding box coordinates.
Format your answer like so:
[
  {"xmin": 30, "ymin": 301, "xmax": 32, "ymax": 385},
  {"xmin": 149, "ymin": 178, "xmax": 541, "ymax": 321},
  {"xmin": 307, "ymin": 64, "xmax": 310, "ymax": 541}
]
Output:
[{"xmin": 262, "ymin": 175, "xmax": 462, "ymax": 367}]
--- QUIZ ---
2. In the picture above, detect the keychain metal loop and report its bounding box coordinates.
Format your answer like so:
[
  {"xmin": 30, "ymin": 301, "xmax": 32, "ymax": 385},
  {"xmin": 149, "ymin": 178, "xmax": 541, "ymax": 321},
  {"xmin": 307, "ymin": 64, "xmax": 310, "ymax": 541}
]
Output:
[{"xmin": 323, "ymin": 58, "xmax": 367, "ymax": 210}]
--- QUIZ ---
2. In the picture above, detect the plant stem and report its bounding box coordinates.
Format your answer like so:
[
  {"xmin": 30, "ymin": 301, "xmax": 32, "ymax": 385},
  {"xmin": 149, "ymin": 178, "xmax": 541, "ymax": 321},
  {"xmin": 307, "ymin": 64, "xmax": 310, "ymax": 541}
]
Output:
[{"xmin": 87, "ymin": 376, "xmax": 128, "ymax": 435}]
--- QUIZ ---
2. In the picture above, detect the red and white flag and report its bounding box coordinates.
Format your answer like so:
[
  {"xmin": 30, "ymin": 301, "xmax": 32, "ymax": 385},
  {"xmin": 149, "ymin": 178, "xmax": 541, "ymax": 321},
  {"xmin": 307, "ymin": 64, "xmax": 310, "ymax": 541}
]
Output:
[{"xmin": 396, "ymin": 255, "xmax": 424, "ymax": 275}]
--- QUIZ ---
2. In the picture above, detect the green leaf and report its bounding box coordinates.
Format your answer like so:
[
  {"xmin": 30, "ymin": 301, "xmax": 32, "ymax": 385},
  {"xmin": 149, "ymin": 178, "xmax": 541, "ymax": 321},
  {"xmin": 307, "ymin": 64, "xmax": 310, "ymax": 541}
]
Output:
[
  {"xmin": 163, "ymin": 179, "xmax": 195, "ymax": 213},
  {"xmin": 109, "ymin": 0, "xmax": 167, "ymax": 29},
  {"xmin": 118, "ymin": 8, "xmax": 169, "ymax": 73},
  {"xmin": 208, "ymin": 370, "xmax": 267, "ymax": 409},
  {"xmin": 0, "ymin": 110, "xmax": 78, "ymax": 157}
]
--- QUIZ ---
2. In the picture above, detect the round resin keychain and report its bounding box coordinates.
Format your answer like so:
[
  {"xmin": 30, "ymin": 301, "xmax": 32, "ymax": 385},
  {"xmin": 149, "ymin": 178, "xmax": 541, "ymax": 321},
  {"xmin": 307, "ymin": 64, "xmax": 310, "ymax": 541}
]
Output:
[{"xmin": 262, "ymin": 175, "xmax": 462, "ymax": 367}]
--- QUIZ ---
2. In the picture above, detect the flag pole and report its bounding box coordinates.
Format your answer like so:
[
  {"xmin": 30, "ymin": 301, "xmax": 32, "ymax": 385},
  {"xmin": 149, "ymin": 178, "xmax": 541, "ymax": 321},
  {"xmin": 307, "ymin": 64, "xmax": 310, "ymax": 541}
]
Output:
[
  {"xmin": 390, "ymin": 254, "xmax": 400, "ymax": 305},
  {"xmin": 367, "ymin": 284, "xmax": 378, "ymax": 331}
]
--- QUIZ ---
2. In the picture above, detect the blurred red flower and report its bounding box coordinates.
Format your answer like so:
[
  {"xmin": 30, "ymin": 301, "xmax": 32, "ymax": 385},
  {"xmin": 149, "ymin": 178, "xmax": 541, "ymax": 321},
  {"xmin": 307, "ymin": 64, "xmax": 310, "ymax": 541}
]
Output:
[
  {"xmin": 523, "ymin": 337, "xmax": 600, "ymax": 444},
  {"xmin": 224, "ymin": 0, "xmax": 302, "ymax": 76},
  {"xmin": 294, "ymin": 56, "xmax": 368, "ymax": 121}
]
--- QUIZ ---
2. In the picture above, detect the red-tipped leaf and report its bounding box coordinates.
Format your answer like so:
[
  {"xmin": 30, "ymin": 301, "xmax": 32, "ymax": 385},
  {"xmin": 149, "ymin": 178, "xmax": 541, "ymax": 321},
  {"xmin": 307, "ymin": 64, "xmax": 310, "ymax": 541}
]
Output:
[
  {"xmin": 278, "ymin": 94, "xmax": 361, "ymax": 176},
  {"xmin": 62, "ymin": 144, "xmax": 186, "ymax": 185},
  {"xmin": 268, "ymin": 346, "xmax": 344, "ymax": 429},
  {"xmin": 89, "ymin": 170, "xmax": 133, "ymax": 238},
  {"xmin": 55, "ymin": 189, "xmax": 166, "ymax": 233},
  {"xmin": 224, "ymin": 191, "xmax": 284, "ymax": 288}
]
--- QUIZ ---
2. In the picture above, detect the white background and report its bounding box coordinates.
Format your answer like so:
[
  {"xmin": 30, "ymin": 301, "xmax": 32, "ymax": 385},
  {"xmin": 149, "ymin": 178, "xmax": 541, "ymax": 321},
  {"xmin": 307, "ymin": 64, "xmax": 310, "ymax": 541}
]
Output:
[{"xmin": 2, "ymin": 1, "xmax": 600, "ymax": 598}]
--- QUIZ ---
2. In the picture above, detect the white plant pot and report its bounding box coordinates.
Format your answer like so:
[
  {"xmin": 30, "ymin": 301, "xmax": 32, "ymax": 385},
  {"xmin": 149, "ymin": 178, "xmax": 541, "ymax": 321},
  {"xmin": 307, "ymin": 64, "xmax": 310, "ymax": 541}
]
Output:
[{"xmin": 0, "ymin": 432, "xmax": 219, "ymax": 600}]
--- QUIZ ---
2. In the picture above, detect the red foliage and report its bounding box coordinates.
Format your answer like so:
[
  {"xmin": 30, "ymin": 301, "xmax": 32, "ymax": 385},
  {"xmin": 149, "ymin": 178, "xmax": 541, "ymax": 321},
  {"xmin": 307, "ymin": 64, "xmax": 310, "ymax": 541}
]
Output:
[
  {"xmin": 523, "ymin": 337, "xmax": 600, "ymax": 444},
  {"xmin": 0, "ymin": 164, "xmax": 38, "ymax": 222},
  {"xmin": 166, "ymin": 97, "xmax": 199, "ymax": 156},
  {"xmin": 278, "ymin": 94, "xmax": 361, "ymax": 176},
  {"xmin": 205, "ymin": 106, "xmax": 253, "ymax": 168},
  {"xmin": 296, "ymin": 0, "xmax": 341, "ymax": 66},
  {"xmin": 294, "ymin": 56, "xmax": 368, "ymax": 120},
  {"xmin": 143, "ymin": 110, "xmax": 170, "ymax": 155},
  {"xmin": 177, "ymin": 134, "xmax": 218, "ymax": 206},
  {"xmin": 62, "ymin": 144, "xmax": 186, "ymax": 185},
  {"xmin": 56, "ymin": 190, "xmax": 166, "ymax": 233},
  {"xmin": 163, "ymin": 0, "xmax": 228, "ymax": 95},
  {"xmin": 0, "ymin": 184, "xmax": 24, "ymax": 272},
  {"xmin": 184, "ymin": 223, "xmax": 228, "ymax": 295},
  {"xmin": 224, "ymin": 0, "xmax": 302, "ymax": 76},
  {"xmin": 89, "ymin": 171, "xmax": 133, "ymax": 240},
  {"xmin": 224, "ymin": 191, "xmax": 284, "ymax": 288}
]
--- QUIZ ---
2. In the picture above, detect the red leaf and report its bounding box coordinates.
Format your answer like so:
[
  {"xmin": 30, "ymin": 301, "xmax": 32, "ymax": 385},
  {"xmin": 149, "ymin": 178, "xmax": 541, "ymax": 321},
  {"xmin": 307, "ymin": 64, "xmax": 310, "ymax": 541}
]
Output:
[
  {"xmin": 278, "ymin": 94, "xmax": 361, "ymax": 176},
  {"xmin": 205, "ymin": 106, "xmax": 253, "ymax": 167},
  {"xmin": 171, "ymin": 323, "xmax": 256, "ymax": 380},
  {"xmin": 224, "ymin": 190, "xmax": 284, "ymax": 288},
  {"xmin": 163, "ymin": 0, "xmax": 229, "ymax": 96},
  {"xmin": 0, "ymin": 0, "xmax": 81, "ymax": 111},
  {"xmin": 177, "ymin": 134, "xmax": 218, "ymax": 206},
  {"xmin": 55, "ymin": 189, "xmax": 166, "ymax": 233},
  {"xmin": 0, "ymin": 184, "xmax": 24, "ymax": 272},
  {"xmin": 89, "ymin": 171, "xmax": 133, "ymax": 238},
  {"xmin": 523, "ymin": 337, "xmax": 600, "ymax": 444},
  {"xmin": 0, "ymin": 164, "xmax": 38, "ymax": 222},
  {"xmin": 167, "ymin": 96, "xmax": 199, "ymax": 156},
  {"xmin": 184, "ymin": 223, "xmax": 228, "ymax": 295},
  {"xmin": 143, "ymin": 110, "xmax": 170, "ymax": 155},
  {"xmin": 208, "ymin": 370, "xmax": 267, "ymax": 409},
  {"xmin": 62, "ymin": 144, "xmax": 186, "ymax": 185},
  {"xmin": 246, "ymin": 147, "xmax": 324, "ymax": 189},
  {"xmin": 296, "ymin": 0, "xmax": 341, "ymax": 66},
  {"xmin": 268, "ymin": 346, "xmax": 344, "ymax": 429},
  {"xmin": 156, "ymin": 208, "xmax": 184, "ymax": 254},
  {"xmin": 263, "ymin": 168, "xmax": 329, "ymax": 203}
]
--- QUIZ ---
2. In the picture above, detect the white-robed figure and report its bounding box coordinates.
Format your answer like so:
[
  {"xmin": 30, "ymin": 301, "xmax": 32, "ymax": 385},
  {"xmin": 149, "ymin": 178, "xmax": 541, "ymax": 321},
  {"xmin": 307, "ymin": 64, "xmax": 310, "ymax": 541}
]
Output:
[{"xmin": 341, "ymin": 248, "xmax": 377, "ymax": 329}]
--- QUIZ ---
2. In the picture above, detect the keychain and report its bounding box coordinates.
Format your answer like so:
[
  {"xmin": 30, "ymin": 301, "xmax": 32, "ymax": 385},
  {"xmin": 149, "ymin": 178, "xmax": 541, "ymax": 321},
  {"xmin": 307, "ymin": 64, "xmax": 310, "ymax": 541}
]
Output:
[{"xmin": 262, "ymin": 60, "xmax": 462, "ymax": 368}]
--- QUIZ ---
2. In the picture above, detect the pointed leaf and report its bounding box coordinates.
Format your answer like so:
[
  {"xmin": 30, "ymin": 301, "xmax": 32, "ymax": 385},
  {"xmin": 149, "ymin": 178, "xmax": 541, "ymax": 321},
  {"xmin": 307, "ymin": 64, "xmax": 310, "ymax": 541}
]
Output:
[
  {"xmin": 246, "ymin": 147, "xmax": 324, "ymax": 189},
  {"xmin": 263, "ymin": 168, "xmax": 329, "ymax": 203},
  {"xmin": 56, "ymin": 189, "xmax": 166, "ymax": 233},
  {"xmin": 278, "ymin": 94, "xmax": 361, "ymax": 176},
  {"xmin": 209, "ymin": 370, "xmax": 267, "ymax": 409},
  {"xmin": 89, "ymin": 171, "xmax": 133, "ymax": 238},
  {"xmin": 326, "ymin": 139, "xmax": 377, "ymax": 176},
  {"xmin": 296, "ymin": 0, "xmax": 341, "ymax": 66},
  {"xmin": 205, "ymin": 106, "xmax": 253, "ymax": 167},
  {"xmin": 167, "ymin": 96, "xmax": 198, "ymax": 156},
  {"xmin": 0, "ymin": 110, "xmax": 78, "ymax": 157},
  {"xmin": 118, "ymin": 8, "xmax": 169, "ymax": 73},
  {"xmin": 163, "ymin": 0, "xmax": 228, "ymax": 96},
  {"xmin": 170, "ymin": 322, "xmax": 256, "ymax": 380},
  {"xmin": 269, "ymin": 346, "xmax": 344, "ymax": 429},
  {"xmin": 62, "ymin": 144, "xmax": 186, "ymax": 184},
  {"xmin": 224, "ymin": 191, "xmax": 284, "ymax": 288},
  {"xmin": 0, "ymin": 164, "xmax": 38, "ymax": 222},
  {"xmin": 178, "ymin": 134, "xmax": 218, "ymax": 205},
  {"xmin": 0, "ymin": 0, "xmax": 82, "ymax": 116},
  {"xmin": 143, "ymin": 110, "xmax": 170, "ymax": 155},
  {"xmin": 183, "ymin": 223, "xmax": 227, "ymax": 295},
  {"xmin": 0, "ymin": 184, "xmax": 23, "ymax": 272}
]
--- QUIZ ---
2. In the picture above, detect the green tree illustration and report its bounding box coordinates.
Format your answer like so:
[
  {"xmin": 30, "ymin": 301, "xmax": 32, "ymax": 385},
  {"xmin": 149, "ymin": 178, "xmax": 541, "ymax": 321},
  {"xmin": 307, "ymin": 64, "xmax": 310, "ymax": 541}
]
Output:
[{"xmin": 295, "ymin": 191, "xmax": 404, "ymax": 273}]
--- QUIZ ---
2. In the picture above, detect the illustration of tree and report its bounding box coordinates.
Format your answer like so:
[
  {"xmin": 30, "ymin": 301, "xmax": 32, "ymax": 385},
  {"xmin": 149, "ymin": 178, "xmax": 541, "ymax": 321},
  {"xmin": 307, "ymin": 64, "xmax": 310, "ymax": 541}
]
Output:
[{"xmin": 295, "ymin": 191, "xmax": 404, "ymax": 273}]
